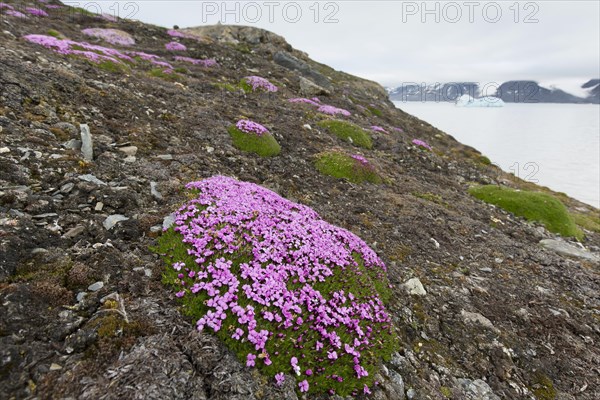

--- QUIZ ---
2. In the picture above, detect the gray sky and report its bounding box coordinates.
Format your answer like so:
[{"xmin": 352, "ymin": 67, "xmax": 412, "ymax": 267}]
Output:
[{"xmin": 84, "ymin": 1, "xmax": 600, "ymax": 95}]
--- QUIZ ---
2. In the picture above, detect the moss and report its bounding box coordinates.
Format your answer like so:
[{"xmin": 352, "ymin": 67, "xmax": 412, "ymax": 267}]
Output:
[
  {"xmin": 173, "ymin": 67, "xmax": 188, "ymax": 74},
  {"xmin": 96, "ymin": 61, "xmax": 128, "ymax": 74},
  {"xmin": 571, "ymin": 212, "xmax": 600, "ymax": 233},
  {"xmin": 214, "ymin": 82, "xmax": 238, "ymax": 93},
  {"xmin": 228, "ymin": 125, "xmax": 281, "ymax": 157},
  {"xmin": 412, "ymin": 192, "xmax": 448, "ymax": 207},
  {"xmin": 238, "ymin": 79, "xmax": 253, "ymax": 93},
  {"xmin": 530, "ymin": 372, "xmax": 557, "ymax": 400},
  {"xmin": 469, "ymin": 185, "xmax": 583, "ymax": 239},
  {"xmin": 440, "ymin": 386, "xmax": 452, "ymax": 398},
  {"xmin": 478, "ymin": 155, "xmax": 492, "ymax": 165},
  {"xmin": 315, "ymin": 151, "xmax": 381, "ymax": 184},
  {"xmin": 148, "ymin": 68, "xmax": 181, "ymax": 81},
  {"xmin": 47, "ymin": 29, "xmax": 62, "ymax": 38},
  {"xmin": 366, "ymin": 106, "xmax": 383, "ymax": 117},
  {"xmin": 153, "ymin": 222, "xmax": 398, "ymax": 397},
  {"xmin": 317, "ymin": 120, "xmax": 373, "ymax": 149}
]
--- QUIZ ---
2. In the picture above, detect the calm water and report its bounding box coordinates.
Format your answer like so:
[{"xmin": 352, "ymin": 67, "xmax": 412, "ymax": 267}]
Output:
[{"xmin": 394, "ymin": 102, "xmax": 600, "ymax": 208}]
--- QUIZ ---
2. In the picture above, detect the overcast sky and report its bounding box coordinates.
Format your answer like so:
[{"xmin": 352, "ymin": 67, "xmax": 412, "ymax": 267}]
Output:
[{"xmin": 84, "ymin": 1, "xmax": 600, "ymax": 95}]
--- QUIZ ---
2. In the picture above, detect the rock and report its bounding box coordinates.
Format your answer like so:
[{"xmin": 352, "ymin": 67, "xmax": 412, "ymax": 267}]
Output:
[
  {"xmin": 162, "ymin": 213, "xmax": 176, "ymax": 230},
  {"xmin": 273, "ymin": 51, "xmax": 333, "ymax": 91},
  {"xmin": 403, "ymin": 278, "xmax": 426, "ymax": 296},
  {"xmin": 406, "ymin": 388, "xmax": 416, "ymax": 399},
  {"xmin": 118, "ymin": 146, "xmax": 138, "ymax": 156},
  {"xmin": 60, "ymin": 182, "xmax": 74, "ymax": 193},
  {"xmin": 76, "ymin": 292, "xmax": 87, "ymax": 302},
  {"xmin": 103, "ymin": 214, "xmax": 129, "ymax": 230},
  {"xmin": 49, "ymin": 363, "xmax": 63, "ymax": 371},
  {"xmin": 62, "ymin": 225, "xmax": 84, "ymax": 239},
  {"xmin": 150, "ymin": 181, "xmax": 163, "ymax": 200},
  {"xmin": 156, "ymin": 154, "xmax": 173, "ymax": 160},
  {"xmin": 95, "ymin": 202, "xmax": 104, "ymax": 211},
  {"xmin": 0, "ymin": 147, "xmax": 10, "ymax": 154},
  {"xmin": 62, "ymin": 139, "xmax": 82, "ymax": 150},
  {"xmin": 461, "ymin": 310, "xmax": 500, "ymax": 334},
  {"xmin": 540, "ymin": 239, "xmax": 600, "ymax": 262},
  {"xmin": 387, "ymin": 370, "xmax": 405, "ymax": 400},
  {"xmin": 457, "ymin": 379, "xmax": 500, "ymax": 400},
  {"xmin": 123, "ymin": 156, "xmax": 136, "ymax": 163},
  {"xmin": 80, "ymin": 124, "xmax": 93, "ymax": 162},
  {"xmin": 299, "ymin": 76, "xmax": 330, "ymax": 96},
  {"xmin": 33, "ymin": 213, "xmax": 58, "ymax": 219},
  {"xmin": 78, "ymin": 174, "xmax": 107, "ymax": 186},
  {"xmin": 87, "ymin": 281, "xmax": 104, "ymax": 292}
]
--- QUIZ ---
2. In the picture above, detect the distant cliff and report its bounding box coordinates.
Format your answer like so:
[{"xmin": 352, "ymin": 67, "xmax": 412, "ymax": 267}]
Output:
[{"xmin": 389, "ymin": 80, "xmax": 599, "ymax": 104}]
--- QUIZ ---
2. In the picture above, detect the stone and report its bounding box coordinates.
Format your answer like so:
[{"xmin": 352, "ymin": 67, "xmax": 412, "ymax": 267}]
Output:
[
  {"xmin": 118, "ymin": 145, "xmax": 138, "ymax": 156},
  {"xmin": 150, "ymin": 181, "xmax": 163, "ymax": 200},
  {"xmin": 63, "ymin": 225, "xmax": 84, "ymax": 239},
  {"xmin": 76, "ymin": 292, "xmax": 87, "ymax": 302},
  {"xmin": 156, "ymin": 154, "xmax": 173, "ymax": 161},
  {"xmin": 406, "ymin": 388, "xmax": 416, "ymax": 399},
  {"xmin": 461, "ymin": 310, "xmax": 500, "ymax": 334},
  {"xmin": 62, "ymin": 139, "xmax": 82, "ymax": 150},
  {"xmin": 60, "ymin": 182, "xmax": 74, "ymax": 193},
  {"xmin": 299, "ymin": 76, "xmax": 330, "ymax": 96},
  {"xmin": 162, "ymin": 213, "xmax": 176, "ymax": 230},
  {"xmin": 88, "ymin": 281, "xmax": 104, "ymax": 292},
  {"xmin": 0, "ymin": 147, "xmax": 10, "ymax": 154},
  {"xmin": 403, "ymin": 278, "xmax": 426, "ymax": 296},
  {"xmin": 80, "ymin": 124, "xmax": 93, "ymax": 162},
  {"xmin": 78, "ymin": 174, "xmax": 107, "ymax": 186},
  {"xmin": 273, "ymin": 51, "xmax": 333, "ymax": 91},
  {"xmin": 49, "ymin": 363, "xmax": 63, "ymax": 371},
  {"xmin": 457, "ymin": 378, "xmax": 501, "ymax": 400},
  {"xmin": 95, "ymin": 202, "xmax": 104, "ymax": 211},
  {"xmin": 103, "ymin": 214, "xmax": 129, "ymax": 230},
  {"xmin": 123, "ymin": 156, "xmax": 136, "ymax": 163},
  {"xmin": 540, "ymin": 239, "xmax": 599, "ymax": 262}
]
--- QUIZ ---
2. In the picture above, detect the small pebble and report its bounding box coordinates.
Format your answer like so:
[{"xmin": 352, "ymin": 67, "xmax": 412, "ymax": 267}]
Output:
[{"xmin": 88, "ymin": 281, "xmax": 104, "ymax": 292}]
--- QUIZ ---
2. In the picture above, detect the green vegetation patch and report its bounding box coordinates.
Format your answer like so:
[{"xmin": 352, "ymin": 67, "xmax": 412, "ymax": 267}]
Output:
[
  {"xmin": 469, "ymin": 185, "xmax": 583, "ymax": 239},
  {"xmin": 148, "ymin": 68, "xmax": 181, "ymax": 81},
  {"xmin": 228, "ymin": 125, "xmax": 281, "ymax": 157},
  {"xmin": 315, "ymin": 151, "xmax": 381, "ymax": 184},
  {"xmin": 317, "ymin": 120, "xmax": 373, "ymax": 149},
  {"xmin": 152, "ymin": 176, "xmax": 398, "ymax": 396},
  {"xmin": 571, "ymin": 212, "xmax": 600, "ymax": 233}
]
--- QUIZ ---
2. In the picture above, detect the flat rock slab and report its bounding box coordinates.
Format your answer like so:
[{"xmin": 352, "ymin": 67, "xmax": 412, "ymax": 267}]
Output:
[{"xmin": 540, "ymin": 239, "xmax": 599, "ymax": 262}]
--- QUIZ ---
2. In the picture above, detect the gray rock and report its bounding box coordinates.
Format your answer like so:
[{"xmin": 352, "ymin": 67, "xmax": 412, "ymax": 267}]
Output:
[
  {"xmin": 406, "ymin": 388, "xmax": 416, "ymax": 399},
  {"xmin": 457, "ymin": 378, "xmax": 501, "ymax": 400},
  {"xmin": 118, "ymin": 145, "xmax": 138, "ymax": 156},
  {"xmin": 63, "ymin": 225, "xmax": 84, "ymax": 239},
  {"xmin": 78, "ymin": 174, "xmax": 107, "ymax": 186},
  {"xmin": 403, "ymin": 277, "xmax": 426, "ymax": 296},
  {"xmin": 299, "ymin": 76, "xmax": 330, "ymax": 96},
  {"xmin": 88, "ymin": 281, "xmax": 104, "ymax": 292},
  {"xmin": 80, "ymin": 123, "xmax": 93, "ymax": 161},
  {"xmin": 0, "ymin": 146, "xmax": 10, "ymax": 154},
  {"xmin": 156, "ymin": 154, "xmax": 173, "ymax": 161},
  {"xmin": 103, "ymin": 214, "xmax": 129, "ymax": 230},
  {"xmin": 163, "ymin": 213, "xmax": 176, "ymax": 230},
  {"xmin": 150, "ymin": 181, "xmax": 163, "ymax": 200},
  {"xmin": 273, "ymin": 51, "xmax": 333, "ymax": 91},
  {"xmin": 60, "ymin": 182, "xmax": 74, "ymax": 193},
  {"xmin": 76, "ymin": 292, "xmax": 87, "ymax": 302},
  {"xmin": 62, "ymin": 139, "xmax": 82, "ymax": 150},
  {"xmin": 461, "ymin": 310, "xmax": 500, "ymax": 334},
  {"xmin": 540, "ymin": 239, "xmax": 599, "ymax": 262}
]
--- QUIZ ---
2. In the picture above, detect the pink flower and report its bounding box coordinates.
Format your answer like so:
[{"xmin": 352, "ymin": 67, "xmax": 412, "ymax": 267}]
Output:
[
  {"xmin": 246, "ymin": 353, "xmax": 256, "ymax": 367},
  {"xmin": 274, "ymin": 372, "xmax": 285, "ymax": 386},
  {"xmin": 364, "ymin": 385, "xmax": 371, "ymax": 394},
  {"xmin": 317, "ymin": 105, "xmax": 351, "ymax": 116},
  {"xmin": 82, "ymin": 28, "xmax": 135, "ymax": 46},
  {"xmin": 412, "ymin": 139, "xmax": 432, "ymax": 150},
  {"xmin": 175, "ymin": 290, "xmax": 185, "ymax": 298},
  {"xmin": 305, "ymin": 369, "xmax": 313, "ymax": 376},
  {"xmin": 165, "ymin": 41, "xmax": 187, "ymax": 51},
  {"xmin": 25, "ymin": 7, "xmax": 48, "ymax": 17},
  {"xmin": 298, "ymin": 380, "xmax": 309, "ymax": 393},
  {"xmin": 235, "ymin": 119, "xmax": 269, "ymax": 136},
  {"xmin": 243, "ymin": 76, "xmax": 278, "ymax": 92},
  {"xmin": 371, "ymin": 125, "xmax": 388, "ymax": 134}
]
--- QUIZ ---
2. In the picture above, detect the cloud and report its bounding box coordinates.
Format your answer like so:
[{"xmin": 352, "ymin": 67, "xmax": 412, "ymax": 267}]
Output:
[{"xmin": 124, "ymin": 1, "xmax": 599, "ymax": 89}]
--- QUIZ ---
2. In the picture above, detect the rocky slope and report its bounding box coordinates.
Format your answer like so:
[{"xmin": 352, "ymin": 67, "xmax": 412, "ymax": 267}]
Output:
[{"xmin": 1, "ymin": 2, "xmax": 600, "ymax": 400}]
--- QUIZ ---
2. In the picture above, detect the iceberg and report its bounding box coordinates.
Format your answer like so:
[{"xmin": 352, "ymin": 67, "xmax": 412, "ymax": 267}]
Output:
[{"xmin": 455, "ymin": 94, "xmax": 505, "ymax": 107}]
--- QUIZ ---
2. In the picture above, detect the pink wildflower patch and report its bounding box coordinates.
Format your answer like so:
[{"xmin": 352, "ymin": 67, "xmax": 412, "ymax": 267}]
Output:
[
  {"xmin": 165, "ymin": 41, "xmax": 186, "ymax": 51},
  {"xmin": 299, "ymin": 380, "xmax": 309, "ymax": 393},
  {"xmin": 23, "ymin": 34, "xmax": 133, "ymax": 64},
  {"xmin": 235, "ymin": 119, "xmax": 269, "ymax": 136},
  {"xmin": 25, "ymin": 7, "xmax": 48, "ymax": 17},
  {"xmin": 173, "ymin": 56, "xmax": 218, "ymax": 67},
  {"xmin": 412, "ymin": 139, "xmax": 432, "ymax": 150},
  {"xmin": 288, "ymin": 97, "xmax": 320, "ymax": 106},
  {"xmin": 243, "ymin": 76, "xmax": 278, "ymax": 92},
  {"xmin": 6, "ymin": 10, "xmax": 27, "ymax": 18},
  {"xmin": 274, "ymin": 372, "xmax": 285, "ymax": 386},
  {"xmin": 82, "ymin": 28, "xmax": 135, "ymax": 46},
  {"xmin": 317, "ymin": 105, "xmax": 351, "ymax": 117},
  {"xmin": 371, "ymin": 125, "xmax": 388, "ymax": 134},
  {"xmin": 0, "ymin": 3, "xmax": 14, "ymax": 10}
]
